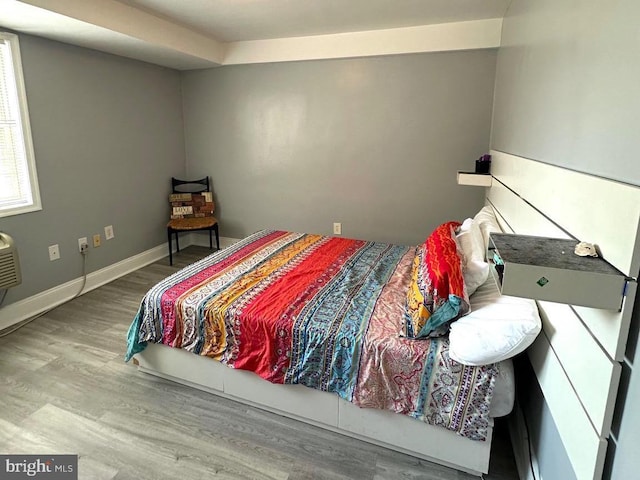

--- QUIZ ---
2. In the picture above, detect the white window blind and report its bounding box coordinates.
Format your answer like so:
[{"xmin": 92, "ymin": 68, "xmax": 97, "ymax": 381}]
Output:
[{"xmin": 0, "ymin": 33, "xmax": 40, "ymax": 218}]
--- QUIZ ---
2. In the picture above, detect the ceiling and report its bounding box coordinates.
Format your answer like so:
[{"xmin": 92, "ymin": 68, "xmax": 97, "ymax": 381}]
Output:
[
  {"xmin": 0, "ymin": 0, "xmax": 511, "ymax": 70},
  {"xmin": 120, "ymin": 0, "xmax": 511, "ymax": 42}
]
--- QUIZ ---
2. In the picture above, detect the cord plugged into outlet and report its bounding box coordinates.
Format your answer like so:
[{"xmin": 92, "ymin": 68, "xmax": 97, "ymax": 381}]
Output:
[{"xmin": 78, "ymin": 237, "xmax": 89, "ymax": 255}]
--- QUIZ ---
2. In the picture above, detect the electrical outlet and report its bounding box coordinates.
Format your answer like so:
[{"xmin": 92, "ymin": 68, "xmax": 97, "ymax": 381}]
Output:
[
  {"xmin": 93, "ymin": 234, "xmax": 101, "ymax": 248},
  {"xmin": 78, "ymin": 237, "xmax": 88, "ymax": 253},
  {"xmin": 104, "ymin": 225, "xmax": 114, "ymax": 240},
  {"xmin": 48, "ymin": 244, "xmax": 60, "ymax": 261},
  {"xmin": 333, "ymin": 222, "xmax": 342, "ymax": 235}
]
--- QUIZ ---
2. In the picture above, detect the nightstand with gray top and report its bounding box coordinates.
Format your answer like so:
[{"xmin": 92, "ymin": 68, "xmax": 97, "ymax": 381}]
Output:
[{"xmin": 488, "ymin": 233, "xmax": 628, "ymax": 311}]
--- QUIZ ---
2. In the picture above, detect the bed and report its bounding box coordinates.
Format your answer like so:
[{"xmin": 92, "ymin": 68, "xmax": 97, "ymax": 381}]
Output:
[
  {"xmin": 127, "ymin": 224, "xmax": 533, "ymax": 475},
  {"xmin": 127, "ymin": 153, "xmax": 640, "ymax": 480}
]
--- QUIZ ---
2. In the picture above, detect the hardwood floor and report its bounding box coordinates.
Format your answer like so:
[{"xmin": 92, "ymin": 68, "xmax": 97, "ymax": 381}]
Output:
[{"xmin": 0, "ymin": 247, "xmax": 519, "ymax": 479}]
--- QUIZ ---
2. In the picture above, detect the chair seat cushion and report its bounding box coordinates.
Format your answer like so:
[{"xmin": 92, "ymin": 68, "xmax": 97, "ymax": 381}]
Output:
[{"xmin": 167, "ymin": 217, "xmax": 217, "ymax": 230}]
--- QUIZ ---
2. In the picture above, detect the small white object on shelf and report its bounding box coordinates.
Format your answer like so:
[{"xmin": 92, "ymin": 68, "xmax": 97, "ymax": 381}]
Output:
[
  {"xmin": 457, "ymin": 171, "xmax": 492, "ymax": 187},
  {"xmin": 575, "ymin": 241, "xmax": 598, "ymax": 257}
]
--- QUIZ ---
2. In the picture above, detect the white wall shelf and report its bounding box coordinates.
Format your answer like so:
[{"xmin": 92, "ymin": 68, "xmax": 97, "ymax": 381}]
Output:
[{"xmin": 457, "ymin": 171, "xmax": 492, "ymax": 187}]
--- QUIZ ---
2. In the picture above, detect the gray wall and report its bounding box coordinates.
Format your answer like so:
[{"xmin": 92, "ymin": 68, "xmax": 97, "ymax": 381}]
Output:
[
  {"xmin": 182, "ymin": 51, "xmax": 496, "ymax": 246},
  {"xmin": 0, "ymin": 34, "xmax": 186, "ymax": 304},
  {"xmin": 491, "ymin": 1, "xmax": 640, "ymax": 478},
  {"xmin": 492, "ymin": 0, "xmax": 640, "ymax": 185}
]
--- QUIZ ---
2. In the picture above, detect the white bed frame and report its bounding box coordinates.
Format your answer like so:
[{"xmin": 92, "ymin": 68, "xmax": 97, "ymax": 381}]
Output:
[
  {"xmin": 487, "ymin": 151, "xmax": 640, "ymax": 480},
  {"xmin": 134, "ymin": 343, "xmax": 493, "ymax": 475}
]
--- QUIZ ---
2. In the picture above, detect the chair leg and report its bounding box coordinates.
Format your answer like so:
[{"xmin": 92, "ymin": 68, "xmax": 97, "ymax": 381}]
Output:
[
  {"xmin": 209, "ymin": 228, "xmax": 213, "ymax": 250},
  {"xmin": 215, "ymin": 224, "xmax": 220, "ymax": 250},
  {"xmin": 168, "ymin": 228, "xmax": 173, "ymax": 266},
  {"xmin": 175, "ymin": 231, "xmax": 180, "ymax": 252}
]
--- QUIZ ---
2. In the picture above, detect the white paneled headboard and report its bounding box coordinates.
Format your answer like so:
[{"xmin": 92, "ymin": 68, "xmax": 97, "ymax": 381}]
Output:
[{"xmin": 487, "ymin": 150, "xmax": 640, "ymax": 480}]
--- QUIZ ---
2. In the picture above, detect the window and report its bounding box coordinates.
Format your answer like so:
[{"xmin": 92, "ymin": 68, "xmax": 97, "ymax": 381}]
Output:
[{"xmin": 0, "ymin": 32, "xmax": 40, "ymax": 218}]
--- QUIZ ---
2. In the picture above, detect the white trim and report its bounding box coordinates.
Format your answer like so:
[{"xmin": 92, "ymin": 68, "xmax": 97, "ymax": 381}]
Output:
[
  {"xmin": 0, "ymin": 32, "xmax": 42, "ymax": 218},
  {"xmin": 0, "ymin": 243, "xmax": 169, "ymax": 331},
  {"xmin": 21, "ymin": 0, "xmax": 224, "ymax": 65},
  {"xmin": 0, "ymin": 235, "xmax": 240, "ymax": 332},
  {"xmin": 4, "ymin": 3, "xmax": 501, "ymax": 69},
  {"xmin": 188, "ymin": 233, "xmax": 241, "ymax": 250},
  {"xmin": 223, "ymin": 19, "xmax": 502, "ymax": 65}
]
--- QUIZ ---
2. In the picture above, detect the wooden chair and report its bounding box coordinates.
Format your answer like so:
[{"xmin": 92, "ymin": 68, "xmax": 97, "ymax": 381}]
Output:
[{"xmin": 167, "ymin": 177, "xmax": 219, "ymax": 265}]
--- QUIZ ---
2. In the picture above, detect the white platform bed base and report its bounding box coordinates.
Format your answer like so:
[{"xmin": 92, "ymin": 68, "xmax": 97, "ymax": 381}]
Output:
[{"xmin": 134, "ymin": 342, "xmax": 493, "ymax": 476}]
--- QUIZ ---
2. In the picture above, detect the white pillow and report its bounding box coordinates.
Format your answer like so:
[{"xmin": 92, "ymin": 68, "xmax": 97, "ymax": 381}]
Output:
[
  {"xmin": 490, "ymin": 359, "xmax": 515, "ymax": 418},
  {"xmin": 473, "ymin": 206, "xmax": 501, "ymax": 252},
  {"xmin": 459, "ymin": 218, "xmax": 486, "ymax": 258},
  {"xmin": 457, "ymin": 218, "xmax": 489, "ymax": 295},
  {"xmin": 448, "ymin": 271, "xmax": 542, "ymax": 366}
]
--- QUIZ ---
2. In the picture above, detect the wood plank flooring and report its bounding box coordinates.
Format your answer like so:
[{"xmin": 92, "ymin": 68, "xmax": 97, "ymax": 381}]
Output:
[{"xmin": 0, "ymin": 247, "xmax": 519, "ymax": 479}]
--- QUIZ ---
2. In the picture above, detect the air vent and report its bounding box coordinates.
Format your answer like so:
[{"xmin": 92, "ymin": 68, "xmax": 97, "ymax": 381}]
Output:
[{"xmin": 0, "ymin": 233, "xmax": 21, "ymax": 289}]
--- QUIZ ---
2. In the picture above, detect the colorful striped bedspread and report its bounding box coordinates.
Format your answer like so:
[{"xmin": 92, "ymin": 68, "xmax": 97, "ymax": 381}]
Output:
[{"xmin": 126, "ymin": 230, "xmax": 497, "ymax": 440}]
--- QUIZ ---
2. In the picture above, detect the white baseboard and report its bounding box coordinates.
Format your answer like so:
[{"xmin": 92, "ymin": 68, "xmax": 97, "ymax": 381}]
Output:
[
  {"xmin": 0, "ymin": 234, "xmax": 240, "ymax": 332},
  {"xmin": 188, "ymin": 232, "xmax": 241, "ymax": 250},
  {"xmin": 509, "ymin": 401, "xmax": 541, "ymax": 480},
  {"xmin": 0, "ymin": 243, "xmax": 169, "ymax": 332}
]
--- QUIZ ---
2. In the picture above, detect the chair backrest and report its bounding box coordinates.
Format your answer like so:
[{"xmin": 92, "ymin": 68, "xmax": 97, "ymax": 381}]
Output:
[{"xmin": 171, "ymin": 176, "xmax": 209, "ymax": 193}]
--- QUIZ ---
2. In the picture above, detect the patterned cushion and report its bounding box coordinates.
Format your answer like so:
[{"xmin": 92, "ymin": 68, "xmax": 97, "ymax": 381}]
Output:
[
  {"xmin": 403, "ymin": 221, "xmax": 469, "ymax": 338},
  {"xmin": 169, "ymin": 192, "xmax": 214, "ymax": 219}
]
